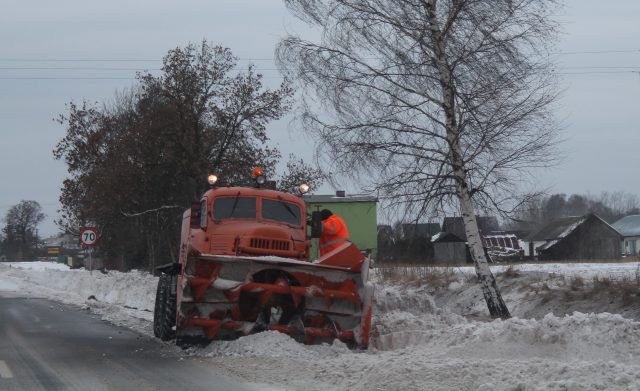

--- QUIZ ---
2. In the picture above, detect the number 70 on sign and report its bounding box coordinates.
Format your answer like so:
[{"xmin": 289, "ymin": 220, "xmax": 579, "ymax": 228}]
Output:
[{"xmin": 80, "ymin": 227, "xmax": 99, "ymax": 247}]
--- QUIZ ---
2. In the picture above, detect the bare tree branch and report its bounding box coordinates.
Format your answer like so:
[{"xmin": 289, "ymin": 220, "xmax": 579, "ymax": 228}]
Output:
[{"xmin": 120, "ymin": 205, "xmax": 184, "ymax": 218}]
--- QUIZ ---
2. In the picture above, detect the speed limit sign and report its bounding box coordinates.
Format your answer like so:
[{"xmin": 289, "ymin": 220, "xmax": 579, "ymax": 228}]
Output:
[{"xmin": 80, "ymin": 227, "xmax": 99, "ymax": 247}]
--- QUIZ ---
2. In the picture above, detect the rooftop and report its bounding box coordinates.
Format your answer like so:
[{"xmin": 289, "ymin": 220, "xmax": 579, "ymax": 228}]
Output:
[
  {"xmin": 611, "ymin": 215, "xmax": 640, "ymax": 237},
  {"xmin": 303, "ymin": 193, "xmax": 377, "ymax": 204},
  {"xmin": 527, "ymin": 215, "xmax": 591, "ymax": 242},
  {"xmin": 442, "ymin": 216, "xmax": 500, "ymax": 241}
]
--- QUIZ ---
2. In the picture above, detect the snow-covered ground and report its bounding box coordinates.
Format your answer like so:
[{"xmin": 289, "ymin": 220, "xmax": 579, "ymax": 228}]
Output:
[{"xmin": 2, "ymin": 260, "xmax": 640, "ymax": 390}]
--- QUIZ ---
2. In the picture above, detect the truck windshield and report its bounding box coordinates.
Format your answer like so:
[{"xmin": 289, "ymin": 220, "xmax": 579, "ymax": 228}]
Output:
[
  {"xmin": 262, "ymin": 199, "xmax": 301, "ymax": 225},
  {"xmin": 213, "ymin": 196, "xmax": 257, "ymax": 220}
]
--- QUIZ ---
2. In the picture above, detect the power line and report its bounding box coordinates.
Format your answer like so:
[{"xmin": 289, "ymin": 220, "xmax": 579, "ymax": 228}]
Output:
[
  {"xmin": 0, "ymin": 76, "xmax": 286, "ymax": 80},
  {"xmin": 0, "ymin": 67, "xmax": 163, "ymax": 71},
  {"xmin": 0, "ymin": 77, "xmax": 138, "ymax": 80},
  {"xmin": 555, "ymin": 71, "xmax": 639, "ymax": 75},
  {"xmin": 0, "ymin": 49, "xmax": 637, "ymax": 63},
  {"xmin": 0, "ymin": 66, "xmax": 281, "ymax": 71},
  {"xmin": 550, "ymin": 49, "xmax": 640, "ymax": 55},
  {"xmin": 2, "ymin": 71, "xmax": 638, "ymax": 80},
  {"xmin": 2, "ymin": 66, "xmax": 639, "ymax": 72},
  {"xmin": 560, "ymin": 66, "xmax": 640, "ymax": 70},
  {"xmin": 0, "ymin": 58, "xmax": 161, "ymax": 62},
  {"xmin": 0, "ymin": 57, "xmax": 276, "ymax": 62}
]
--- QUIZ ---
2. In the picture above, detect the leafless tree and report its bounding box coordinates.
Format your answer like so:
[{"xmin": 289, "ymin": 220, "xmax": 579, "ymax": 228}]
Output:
[
  {"xmin": 277, "ymin": 154, "xmax": 326, "ymax": 194},
  {"xmin": 1, "ymin": 200, "xmax": 46, "ymax": 260},
  {"xmin": 278, "ymin": 0, "xmax": 563, "ymax": 318}
]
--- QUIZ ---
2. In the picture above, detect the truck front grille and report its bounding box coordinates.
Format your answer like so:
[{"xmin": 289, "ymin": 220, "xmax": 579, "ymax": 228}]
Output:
[{"xmin": 249, "ymin": 238, "xmax": 290, "ymax": 251}]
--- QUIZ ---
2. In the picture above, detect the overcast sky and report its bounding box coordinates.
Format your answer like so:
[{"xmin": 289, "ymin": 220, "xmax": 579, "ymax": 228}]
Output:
[{"xmin": 1, "ymin": 0, "xmax": 638, "ymax": 237}]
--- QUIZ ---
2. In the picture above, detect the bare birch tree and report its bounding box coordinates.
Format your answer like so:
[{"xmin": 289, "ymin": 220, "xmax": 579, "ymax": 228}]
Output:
[{"xmin": 278, "ymin": 0, "xmax": 563, "ymax": 318}]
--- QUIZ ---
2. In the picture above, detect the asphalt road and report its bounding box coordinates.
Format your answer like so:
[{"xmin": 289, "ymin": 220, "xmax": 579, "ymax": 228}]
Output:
[{"xmin": 0, "ymin": 295, "xmax": 253, "ymax": 391}]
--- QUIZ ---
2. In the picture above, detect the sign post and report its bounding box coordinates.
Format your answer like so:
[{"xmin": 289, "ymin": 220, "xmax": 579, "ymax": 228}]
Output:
[{"xmin": 80, "ymin": 227, "xmax": 99, "ymax": 274}]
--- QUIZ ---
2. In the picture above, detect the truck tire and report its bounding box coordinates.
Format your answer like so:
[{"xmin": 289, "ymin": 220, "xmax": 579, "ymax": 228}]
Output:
[{"xmin": 153, "ymin": 274, "xmax": 176, "ymax": 341}]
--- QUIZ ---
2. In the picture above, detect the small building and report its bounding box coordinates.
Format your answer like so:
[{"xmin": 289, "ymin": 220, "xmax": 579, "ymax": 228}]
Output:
[
  {"xmin": 402, "ymin": 223, "xmax": 441, "ymax": 239},
  {"xmin": 441, "ymin": 216, "xmax": 500, "ymax": 241},
  {"xmin": 42, "ymin": 232, "xmax": 82, "ymax": 250},
  {"xmin": 524, "ymin": 213, "xmax": 621, "ymax": 261},
  {"xmin": 433, "ymin": 216, "xmax": 502, "ymax": 264},
  {"xmin": 42, "ymin": 232, "xmax": 82, "ymax": 264},
  {"xmin": 303, "ymin": 191, "xmax": 378, "ymax": 259},
  {"xmin": 611, "ymin": 215, "xmax": 640, "ymax": 256},
  {"xmin": 431, "ymin": 232, "xmax": 471, "ymax": 265}
]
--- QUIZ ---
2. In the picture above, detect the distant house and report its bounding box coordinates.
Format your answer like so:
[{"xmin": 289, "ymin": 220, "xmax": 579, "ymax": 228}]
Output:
[
  {"xmin": 402, "ymin": 223, "xmax": 441, "ymax": 239},
  {"xmin": 611, "ymin": 215, "xmax": 640, "ymax": 256},
  {"xmin": 42, "ymin": 232, "xmax": 81, "ymax": 250},
  {"xmin": 524, "ymin": 214, "xmax": 621, "ymax": 261},
  {"xmin": 433, "ymin": 216, "xmax": 505, "ymax": 264},
  {"xmin": 441, "ymin": 216, "xmax": 500, "ymax": 241},
  {"xmin": 431, "ymin": 232, "xmax": 471, "ymax": 265},
  {"xmin": 42, "ymin": 232, "xmax": 83, "ymax": 265}
]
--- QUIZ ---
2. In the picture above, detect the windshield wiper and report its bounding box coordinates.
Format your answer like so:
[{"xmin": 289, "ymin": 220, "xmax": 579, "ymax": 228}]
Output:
[
  {"xmin": 278, "ymin": 198, "xmax": 298, "ymax": 223},
  {"xmin": 229, "ymin": 192, "xmax": 241, "ymax": 217}
]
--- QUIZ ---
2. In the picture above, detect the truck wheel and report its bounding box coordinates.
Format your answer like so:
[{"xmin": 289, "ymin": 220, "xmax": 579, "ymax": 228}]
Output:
[{"xmin": 153, "ymin": 274, "xmax": 176, "ymax": 340}]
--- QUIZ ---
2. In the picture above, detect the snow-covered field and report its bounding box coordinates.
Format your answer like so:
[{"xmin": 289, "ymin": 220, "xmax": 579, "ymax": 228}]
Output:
[{"xmin": 2, "ymin": 260, "xmax": 640, "ymax": 390}]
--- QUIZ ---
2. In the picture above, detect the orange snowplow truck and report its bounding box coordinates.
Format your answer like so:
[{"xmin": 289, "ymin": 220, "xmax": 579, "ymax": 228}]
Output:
[{"xmin": 153, "ymin": 170, "xmax": 374, "ymax": 348}]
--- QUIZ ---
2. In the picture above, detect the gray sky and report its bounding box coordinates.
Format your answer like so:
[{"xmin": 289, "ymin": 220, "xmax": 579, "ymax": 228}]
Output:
[{"xmin": 1, "ymin": 0, "xmax": 638, "ymax": 237}]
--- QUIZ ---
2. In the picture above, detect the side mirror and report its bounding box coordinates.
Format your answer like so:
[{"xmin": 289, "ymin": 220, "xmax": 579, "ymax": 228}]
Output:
[
  {"xmin": 189, "ymin": 202, "xmax": 201, "ymax": 229},
  {"xmin": 310, "ymin": 211, "xmax": 323, "ymax": 238}
]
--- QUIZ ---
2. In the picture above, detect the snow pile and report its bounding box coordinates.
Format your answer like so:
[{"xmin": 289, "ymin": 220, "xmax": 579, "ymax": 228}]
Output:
[
  {"xmin": 0, "ymin": 264, "xmax": 157, "ymax": 311},
  {"xmin": 5, "ymin": 261, "xmax": 71, "ymax": 271},
  {"xmin": 202, "ymin": 330, "xmax": 351, "ymax": 360},
  {"xmin": 3, "ymin": 261, "xmax": 640, "ymax": 390},
  {"xmin": 462, "ymin": 312, "xmax": 640, "ymax": 361},
  {"xmin": 0, "ymin": 262, "xmax": 157, "ymax": 333}
]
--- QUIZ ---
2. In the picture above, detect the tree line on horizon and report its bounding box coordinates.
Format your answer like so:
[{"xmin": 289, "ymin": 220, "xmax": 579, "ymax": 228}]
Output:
[{"xmin": 509, "ymin": 191, "xmax": 640, "ymax": 232}]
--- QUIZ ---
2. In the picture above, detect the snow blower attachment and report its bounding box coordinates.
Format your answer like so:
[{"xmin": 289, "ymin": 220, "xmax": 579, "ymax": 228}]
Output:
[{"xmin": 153, "ymin": 171, "xmax": 373, "ymax": 349}]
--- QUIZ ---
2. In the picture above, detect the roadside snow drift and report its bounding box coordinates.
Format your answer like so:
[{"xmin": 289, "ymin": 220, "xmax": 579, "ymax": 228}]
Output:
[{"xmin": 2, "ymin": 261, "xmax": 640, "ymax": 391}]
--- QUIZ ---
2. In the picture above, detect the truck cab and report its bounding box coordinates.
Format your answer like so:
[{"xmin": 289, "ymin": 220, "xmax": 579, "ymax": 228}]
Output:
[{"xmin": 188, "ymin": 186, "xmax": 310, "ymax": 260}]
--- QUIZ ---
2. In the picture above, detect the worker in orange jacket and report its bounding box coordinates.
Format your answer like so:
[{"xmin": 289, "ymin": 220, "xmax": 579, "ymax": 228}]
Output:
[{"xmin": 319, "ymin": 209, "xmax": 351, "ymax": 256}]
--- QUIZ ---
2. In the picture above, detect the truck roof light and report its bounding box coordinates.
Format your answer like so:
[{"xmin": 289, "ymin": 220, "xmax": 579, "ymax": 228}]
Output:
[
  {"xmin": 252, "ymin": 167, "xmax": 264, "ymax": 178},
  {"xmin": 208, "ymin": 175, "xmax": 218, "ymax": 186},
  {"xmin": 298, "ymin": 183, "xmax": 310, "ymax": 194}
]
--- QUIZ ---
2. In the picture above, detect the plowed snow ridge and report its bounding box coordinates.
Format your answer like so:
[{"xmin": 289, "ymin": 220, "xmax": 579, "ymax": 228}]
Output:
[{"xmin": 2, "ymin": 261, "xmax": 640, "ymax": 391}]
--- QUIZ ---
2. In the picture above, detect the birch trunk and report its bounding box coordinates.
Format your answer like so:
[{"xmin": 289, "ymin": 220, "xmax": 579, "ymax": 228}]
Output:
[
  {"xmin": 456, "ymin": 172, "xmax": 511, "ymax": 319},
  {"xmin": 447, "ymin": 116, "xmax": 511, "ymax": 319},
  {"xmin": 428, "ymin": 0, "xmax": 511, "ymax": 319}
]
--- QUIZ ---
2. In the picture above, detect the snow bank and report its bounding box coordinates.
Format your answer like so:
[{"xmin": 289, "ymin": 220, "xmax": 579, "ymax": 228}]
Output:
[
  {"xmin": 5, "ymin": 261, "xmax": 71, "ymax": 271},
  {"xmin": 0, "ymin": 262, "xmax": 158, "ymax": 334},
  {"xmin": 419, "ymin": 261, "xmax": 640, "ymax": 281},
  {"xmin": 3, "ymin": 261, "xmax": 640, "ymax": 390},
  {"xmin": 0, "ymin": 264, "xmax": 156, "ymax": 311}
]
